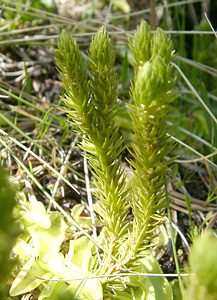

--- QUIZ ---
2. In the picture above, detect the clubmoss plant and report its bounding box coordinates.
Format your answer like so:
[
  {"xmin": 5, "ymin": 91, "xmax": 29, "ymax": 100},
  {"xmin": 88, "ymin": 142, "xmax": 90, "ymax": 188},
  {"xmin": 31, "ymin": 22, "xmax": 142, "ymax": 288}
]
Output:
[
  {"xmin": 127, "ymin": 22, "xmax": 176, "ymax": 259},
  {"xmin": 183, "ymin": 231, "xmax": 217, "ymax": 300},
  {"xmin": 55, "ymin": 20, "xmax": 176, "ymax": 267},
  {"xmin": 55, "ymin": 27, "xmax": 129, "ymax": 268},
  {"xmin": 6, "ymin": 20, "xmax": 174, "ymax": 299}
]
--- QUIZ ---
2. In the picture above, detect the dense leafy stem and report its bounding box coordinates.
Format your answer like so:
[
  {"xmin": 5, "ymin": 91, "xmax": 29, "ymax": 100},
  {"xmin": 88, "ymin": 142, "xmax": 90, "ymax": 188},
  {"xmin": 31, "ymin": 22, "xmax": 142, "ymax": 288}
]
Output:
[
  {"xmin": 55, "ymin": 28, "xmax": 129, "ymax": 262},
  {"xmin": 184, "ymin": 231, "xmax": 217, "ymax": 300},
  {"xmin": 129, "ymin": 20, "xmax": 151, "ymax": 68},
  {"xmin": 55, "ymin": 30, "xmax": 91, "ymax": 132},
  {"xmin": 128, "ymin": 22, "xmax": 176, "ymax": 258}
]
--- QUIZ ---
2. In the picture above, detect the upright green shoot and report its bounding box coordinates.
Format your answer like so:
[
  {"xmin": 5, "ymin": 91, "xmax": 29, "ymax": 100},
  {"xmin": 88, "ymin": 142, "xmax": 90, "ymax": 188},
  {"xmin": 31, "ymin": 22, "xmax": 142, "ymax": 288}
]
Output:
[
  {"xmin": 184, "ymin": 231, "xmax": 217, "ymax": 300},
  {"xmin": 128, "ymin": 21, "xmax": 176, "ymax": 258},
  {"xmin": 55, "ymin": 28, "xmax": 129, "ymax": 265}
]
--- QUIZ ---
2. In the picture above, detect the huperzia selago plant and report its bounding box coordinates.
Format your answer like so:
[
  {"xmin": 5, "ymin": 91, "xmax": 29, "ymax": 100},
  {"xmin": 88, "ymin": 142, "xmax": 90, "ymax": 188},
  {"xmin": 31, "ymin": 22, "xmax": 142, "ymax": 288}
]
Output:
[
  {"xmin": 183, "ymin": 230, "xmax": 217, "ymax": 300},
  {"xmin": 127, "ymin": 21, "xmax": 175, "ymax": 260},
  {"xmin": 10, "ymin": 21, "xmax": 176, "ymax": 299}
]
